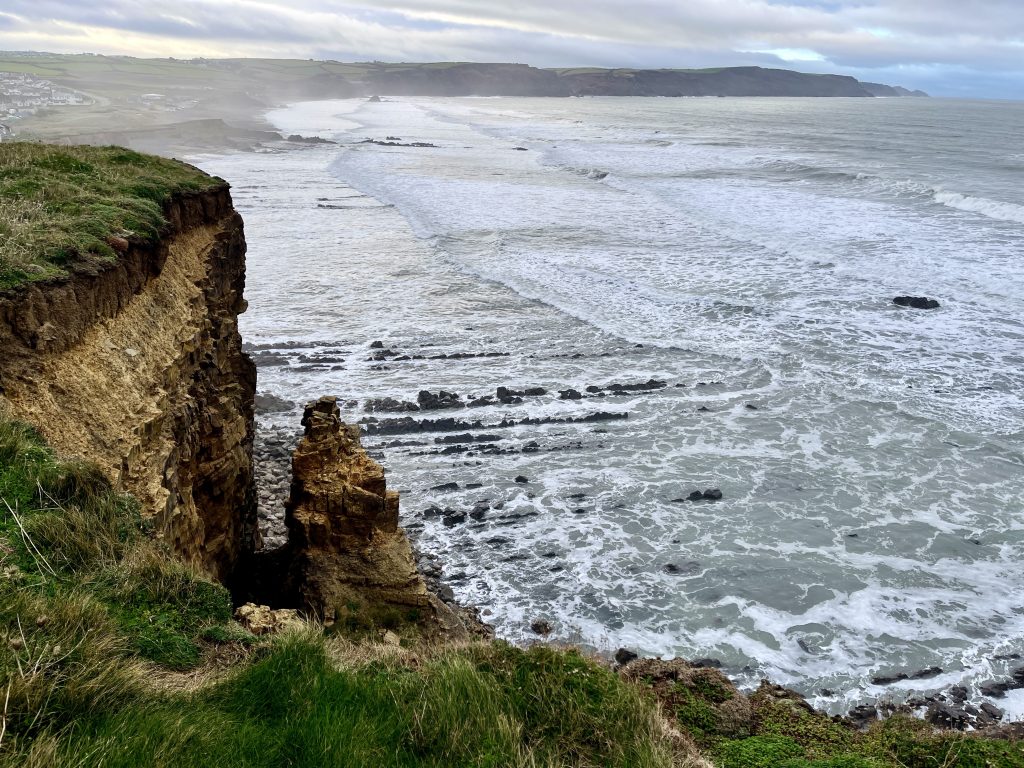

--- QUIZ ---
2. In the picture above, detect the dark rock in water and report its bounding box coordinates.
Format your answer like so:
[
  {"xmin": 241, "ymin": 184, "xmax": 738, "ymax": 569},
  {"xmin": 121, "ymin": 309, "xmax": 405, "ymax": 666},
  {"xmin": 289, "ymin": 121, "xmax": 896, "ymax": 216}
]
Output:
[
  {"xmin": 691, "ymin": 658, "xmax": 723, "ymax": 669},
  {"xmin": 496, "ymin": 386, "xmax": 524, "ymax": 399},
  {"xmin": 559, "ymin": 388, "xmax": 583, "ymax": 400},
  {"xmin": 369, "ymin": 340, "xmax": 384, "ymax": 348},
  {"xmin": 522, "ymin": 441, "xmax": 541, "ymax": 453},
  {"xmin": 981, "ymin": 702, "xmax": 1004, "ymax": 721},
  {"xmin": 469, "ymin": 504, "xmax": 488, "ymax": 521},
  {"xmin": 586, "ymin": 385, "xmax": 602, "ymax": 393},
  {"xmin": 871, "ymin": 672, "xmax": 910, "ymax": 686},
  {"xmin": 514, "ymin": 475, "xmax": 529, "ymax": 484},
  {"xmin": 531, "ymin": 619, "xmax": 553, "ymax": 636},
  {"xmin": 910, "ymin": 666, "xmax": 943, "ymax": 680},
  {"xmin": 417, "ymin": 390, "xmax": 463, "ymax": 410},
  {"xmin": 606, "ymin": 378, "xmax": 667, "ymax": 393},
  {"xmin": 512, "ymin": 146, "xmax": 529, "ymax": 151},
  {"xmin": 524, "ymin": 387, "xmax": 547, "ymax": 396},
  {"xmin": 286, "ymin": 134, "xmax": 335, "ymax": 145},
  {"xmin": 925, "ymin": 702, "xmax": 969, "ymax": 730},
  {"xmin": 980, "ymin": 681, "xmax": 1010, "ymax": 698},
  {"xmin": 431, "ymin": 482, "xmax": 460, "ymax": 492},
  {"xmin": 893, "ymin": 296, "xmax": 940, "ymax": 310},
  {"xmin": 443, "ymin": 512, "xmax": 467, "ymax": 527},
  {"xmin": 254, "ymin": 393, "xmax": 295, "ymax": 414},
  {"xmin": 697, "ymin": 406, "xmax": 712, "ymax": 412},
  {"xmin": 615, "ymin": 648, "xmax": 639, "ymax": 666},
  {"xmin": 664, "ymin": 563, "xmax": 681, "ymax": 574},
  {"xmin": 702, "ymin": 489, "xmax": 724, "ymax": 500},
  {"xmin": 468, "ymin": 396, "xmax": 495, "ymax": 408},
  {"xmin": 367, "ymin": 95, "xmax": 382, "ymax": 102},
  {"xmin": 365, "ymin": 397, "xmax": 419, "ymax": 413},
  {"xmin": 686, "ymin": 491, "xmax": 705, "ymax": 502},
  {"xmin": 949, "ymin": 685, "xmax": 969, "ymax": 703},
  {"xmin": 847, "ymin": 704, "xmax": 878, "ymax": 729},
  {"xmin": 745, "ymin": 403, "xmax": 759, "ymax": 411}
]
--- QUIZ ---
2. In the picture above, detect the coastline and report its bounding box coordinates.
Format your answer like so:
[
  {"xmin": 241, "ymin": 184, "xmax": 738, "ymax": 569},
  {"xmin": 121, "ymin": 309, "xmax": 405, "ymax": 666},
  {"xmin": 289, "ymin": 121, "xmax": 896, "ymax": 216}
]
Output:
[
  {"xmin": 0, "ymin": 132, "xmax": 1019, "ymax": 765},
  {"xmin": 194, "ymin": 96, "xmax": 1024, "ymax": 723}
]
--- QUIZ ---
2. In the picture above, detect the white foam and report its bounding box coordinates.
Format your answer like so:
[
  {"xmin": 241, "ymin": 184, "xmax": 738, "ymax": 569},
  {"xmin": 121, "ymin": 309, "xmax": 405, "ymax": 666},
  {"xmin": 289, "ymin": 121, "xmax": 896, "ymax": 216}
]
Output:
[{"xmin": 933, "ymin": 190, "xmax": 1024, "ymax": 224}]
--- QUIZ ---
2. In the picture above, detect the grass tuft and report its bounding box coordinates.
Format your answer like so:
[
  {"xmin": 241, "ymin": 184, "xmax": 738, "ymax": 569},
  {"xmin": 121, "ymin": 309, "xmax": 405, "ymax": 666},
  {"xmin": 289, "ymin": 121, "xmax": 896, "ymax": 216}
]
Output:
[{"xmin": 0, "ymin": 142, "xmax": 221, "ymax": 290}]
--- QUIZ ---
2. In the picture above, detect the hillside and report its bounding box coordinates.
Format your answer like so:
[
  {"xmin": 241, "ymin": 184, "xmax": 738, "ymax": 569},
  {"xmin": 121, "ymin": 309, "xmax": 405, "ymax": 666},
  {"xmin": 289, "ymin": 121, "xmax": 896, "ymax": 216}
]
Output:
[{"xmin": 0, "ymin": 54, "xmax": 926, "ymax": 151}]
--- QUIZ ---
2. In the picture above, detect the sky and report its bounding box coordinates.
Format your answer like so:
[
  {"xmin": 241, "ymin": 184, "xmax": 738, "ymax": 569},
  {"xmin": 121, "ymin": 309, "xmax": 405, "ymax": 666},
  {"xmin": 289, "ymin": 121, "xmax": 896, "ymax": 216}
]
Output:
[{"xmin": 0, "ymin": 1, "xmax": 1022, "ymax": 98}]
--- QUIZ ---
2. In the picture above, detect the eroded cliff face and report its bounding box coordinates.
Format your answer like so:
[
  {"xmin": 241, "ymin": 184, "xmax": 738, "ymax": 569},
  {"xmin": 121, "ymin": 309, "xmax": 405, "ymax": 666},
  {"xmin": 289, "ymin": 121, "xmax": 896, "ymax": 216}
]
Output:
[
  {"xmin": 0, "ymin": 186, "xmax": 257, "ymax": 583},
  {"xmin": 247, "ymin": 396, "xmax": 486, "ymax": 638}
]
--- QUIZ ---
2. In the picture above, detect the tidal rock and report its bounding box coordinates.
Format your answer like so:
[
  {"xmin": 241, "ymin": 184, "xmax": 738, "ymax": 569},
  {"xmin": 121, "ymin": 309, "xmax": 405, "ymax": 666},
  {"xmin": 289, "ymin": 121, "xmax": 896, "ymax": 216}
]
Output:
[
  {"xmin": 686, "ymin": 490, "xmax": 705, "ymax": 501},
  {"xmin": 847, "ymin": 704, "xmax": 878, "ymax": 729},
  {"xmin": 417, "ymin": 390, "xmax": 463, "ymax": 410},
  {"xmin": 925, "ymin": 702, "xmax": 969, "ymax": 730},
  {"xmin": 703, "ymin": 489, "xmax": 724, "ymax": 500},
  {"xmin": 981, "ymin": 702, "xmax": 1004, "ymax": 722},
  {"xmin": 893, "ymin": 296, "xmax": 940, "ymax": 310},
  {"xmin": 531, "ymin": 619, "xmax": 553, "ymax": 636},
  {"xmin": 691, "ymin": 658, "xmax": 723, "ymax": 669},
  {"xmin": 559, "ymin": 388, "xmax": 583, "ymax": 400},
  {"xmin": 255, "ymin": 393, "xmax": 295, "ymax": 414},
  {"xmin": 615, "ymin": 648, "xmax": 639, "ymax": 666}
]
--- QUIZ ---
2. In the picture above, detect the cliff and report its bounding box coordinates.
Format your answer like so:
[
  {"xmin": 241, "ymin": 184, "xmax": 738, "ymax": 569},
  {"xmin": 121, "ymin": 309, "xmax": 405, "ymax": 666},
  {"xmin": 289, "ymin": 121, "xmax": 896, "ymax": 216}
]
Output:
[
  {"xmin": 0, "ymin": 148, "xmax": 257, "ymax": 584},
  {"xmin": 244, "ymin": 396, "xmax": 486, "ymax": 639}
]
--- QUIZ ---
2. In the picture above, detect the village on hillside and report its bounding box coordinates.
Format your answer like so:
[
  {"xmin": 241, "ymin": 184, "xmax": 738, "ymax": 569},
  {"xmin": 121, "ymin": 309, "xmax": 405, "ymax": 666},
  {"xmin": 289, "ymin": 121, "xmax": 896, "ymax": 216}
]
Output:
[{"xmin": 0, "ymin": 72, "xmax": 91, "ymax": 139}]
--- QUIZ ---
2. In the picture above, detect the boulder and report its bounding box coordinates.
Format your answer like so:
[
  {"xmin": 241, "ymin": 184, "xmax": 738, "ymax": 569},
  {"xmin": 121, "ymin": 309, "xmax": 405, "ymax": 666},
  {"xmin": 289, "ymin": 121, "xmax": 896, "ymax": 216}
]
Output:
[
  {"xmin": 893, "ymin": 296, "xmax": 940, "ymax": 309},
  {"xmin": 234, "ymin": 603, "xmax": 303, "ymax": 635}
]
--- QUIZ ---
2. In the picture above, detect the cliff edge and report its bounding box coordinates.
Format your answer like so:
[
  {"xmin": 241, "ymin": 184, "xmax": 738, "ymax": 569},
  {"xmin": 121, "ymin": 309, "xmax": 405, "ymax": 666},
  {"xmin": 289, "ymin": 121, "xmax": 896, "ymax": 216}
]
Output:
[{"xmin": 0, "ymin": 145, "xmax": 257, "ymax": 584}]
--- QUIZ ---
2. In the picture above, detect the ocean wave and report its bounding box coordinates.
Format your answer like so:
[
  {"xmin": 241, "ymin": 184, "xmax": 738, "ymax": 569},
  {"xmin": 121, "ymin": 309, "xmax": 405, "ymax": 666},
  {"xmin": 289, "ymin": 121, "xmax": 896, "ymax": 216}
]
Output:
[
  {"xmin": 750, "ymin": 157, "xmax": 1024, "ymax": 224},
  {"xmin": 932, "ymin": 190, "xmax": 1024, "ymax": 224}
]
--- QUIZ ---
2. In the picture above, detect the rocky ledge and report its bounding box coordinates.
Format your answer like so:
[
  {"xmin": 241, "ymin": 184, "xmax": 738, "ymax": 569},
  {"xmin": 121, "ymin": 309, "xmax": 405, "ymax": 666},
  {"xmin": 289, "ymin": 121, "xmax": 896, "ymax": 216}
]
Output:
[{"xmin": 243, "ymin": 397, "xmax": 490, "ymax": 641}]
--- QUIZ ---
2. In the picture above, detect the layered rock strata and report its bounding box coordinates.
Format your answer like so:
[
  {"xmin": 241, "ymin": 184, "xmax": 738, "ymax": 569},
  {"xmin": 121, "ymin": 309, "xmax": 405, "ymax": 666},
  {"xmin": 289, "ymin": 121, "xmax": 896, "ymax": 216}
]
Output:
[
  {"xmin": 257, "ymin": 396, "xmax": 486, "ymax": 638},
  {"xmin": 0, "ymin": 185, "xmax": 257, "ymax": 584}
]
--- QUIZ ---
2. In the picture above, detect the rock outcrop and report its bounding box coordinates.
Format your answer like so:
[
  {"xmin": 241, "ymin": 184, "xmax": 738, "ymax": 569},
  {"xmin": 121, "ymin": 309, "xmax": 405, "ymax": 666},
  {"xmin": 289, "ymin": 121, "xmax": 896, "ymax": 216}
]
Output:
[
  {"xmin": 0, "ymin": 184, "xmax": 257, "ymax": 585},
  {"xmin": 252, "ymin": 396, "xmax": 486, "ymax": 638},
  {"xmin": 285, "ymin": 396, "xmax": 427, "ymax": 618}
]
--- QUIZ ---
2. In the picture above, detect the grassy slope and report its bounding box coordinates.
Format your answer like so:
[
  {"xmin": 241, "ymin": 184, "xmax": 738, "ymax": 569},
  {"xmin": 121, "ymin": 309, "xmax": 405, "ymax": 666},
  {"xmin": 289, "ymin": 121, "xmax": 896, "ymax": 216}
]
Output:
[
  {"xmin": 2, "ymin": 413, "xmax": 1022, "ymax": 766},
  {"xmin": 0, "ymin": 414, "xmax": 685, "ymax": 767},
  {"xmin": 0, "ymin": 142, "xmax": 221, "ymax": 290}
]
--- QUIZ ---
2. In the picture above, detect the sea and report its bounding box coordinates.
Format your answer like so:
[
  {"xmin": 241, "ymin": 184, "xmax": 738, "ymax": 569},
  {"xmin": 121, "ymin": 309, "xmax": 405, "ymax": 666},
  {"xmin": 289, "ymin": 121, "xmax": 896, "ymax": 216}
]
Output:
[{"xmin": 191, "ymin": 95, "xmax": 1024, "ymax": 715}]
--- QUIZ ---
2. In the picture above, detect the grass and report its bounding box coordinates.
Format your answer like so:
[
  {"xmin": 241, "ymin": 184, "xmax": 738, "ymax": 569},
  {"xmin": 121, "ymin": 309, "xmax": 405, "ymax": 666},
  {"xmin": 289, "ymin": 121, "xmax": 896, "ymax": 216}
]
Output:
[
  {"xmin": 0, "ymin": 142, "xmax": 222, "ymax": 290},
  {"xmin": 0, "ymin": 412, "xmax": 687, "ymax": 766},
  {"xmin": 2, "ymin": 412, "xmax": 1022, "ymax": 766}
]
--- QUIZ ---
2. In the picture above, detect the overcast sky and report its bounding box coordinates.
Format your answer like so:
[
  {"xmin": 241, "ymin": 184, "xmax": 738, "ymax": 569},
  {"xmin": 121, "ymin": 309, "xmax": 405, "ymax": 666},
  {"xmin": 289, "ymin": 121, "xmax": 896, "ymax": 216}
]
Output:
[{"xmin": 1, "ymin": 1, "xmax": 1022, "ymax": 97}]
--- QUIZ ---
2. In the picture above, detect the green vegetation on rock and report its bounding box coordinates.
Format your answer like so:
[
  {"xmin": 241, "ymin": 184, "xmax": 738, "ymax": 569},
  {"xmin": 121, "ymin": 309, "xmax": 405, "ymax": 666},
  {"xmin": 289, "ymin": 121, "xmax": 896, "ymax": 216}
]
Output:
[{"xmin": 0, "ymin": 142, "xmax": 221, "ymax": 290}]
